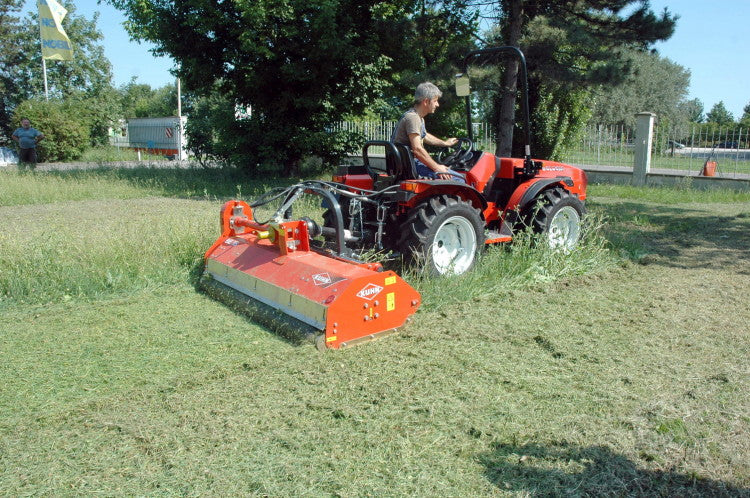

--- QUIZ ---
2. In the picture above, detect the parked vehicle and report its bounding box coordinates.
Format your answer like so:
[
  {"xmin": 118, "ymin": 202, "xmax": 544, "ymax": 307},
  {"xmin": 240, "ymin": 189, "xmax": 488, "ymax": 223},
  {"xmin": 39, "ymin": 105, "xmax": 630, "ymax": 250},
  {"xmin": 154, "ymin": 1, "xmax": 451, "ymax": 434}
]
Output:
[
  {"xmin": 668, "ymin": 140, "xmax": 685, "ymax": 149},
  {"xmin": 713, "ymin": 141, "xmax": 738, "ymax": 149},
  {"xmin": 0, "ymin": 146, "xmax": 18, "ymax": 166}
]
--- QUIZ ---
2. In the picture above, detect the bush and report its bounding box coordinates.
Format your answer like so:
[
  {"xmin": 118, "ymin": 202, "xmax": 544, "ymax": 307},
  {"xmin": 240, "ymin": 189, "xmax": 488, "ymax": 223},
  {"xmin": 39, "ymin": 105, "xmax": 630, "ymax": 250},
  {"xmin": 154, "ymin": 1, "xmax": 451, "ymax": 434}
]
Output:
[{"xmin": 12, "ymin": 99, "xmax": 90, "ymax": 162}]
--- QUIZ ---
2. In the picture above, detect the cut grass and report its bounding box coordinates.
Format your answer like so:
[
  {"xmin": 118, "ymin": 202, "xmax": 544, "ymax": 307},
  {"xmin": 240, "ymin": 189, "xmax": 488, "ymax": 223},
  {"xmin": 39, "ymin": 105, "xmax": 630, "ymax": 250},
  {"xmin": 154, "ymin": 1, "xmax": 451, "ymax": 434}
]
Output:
[
  {"xmin": 1, "ymin": 169, "xmax": 748, "ymax": 495},
  {"xmin": 2, "ymin": 265, "xmax": 747, "ymax": 495}
]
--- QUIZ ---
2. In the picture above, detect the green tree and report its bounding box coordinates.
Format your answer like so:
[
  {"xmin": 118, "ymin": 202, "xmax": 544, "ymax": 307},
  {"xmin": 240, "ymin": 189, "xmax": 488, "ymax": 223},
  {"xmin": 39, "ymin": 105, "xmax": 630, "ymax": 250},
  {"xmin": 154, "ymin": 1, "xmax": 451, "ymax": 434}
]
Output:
[
  {"xmin": 527, "ymin": 82, "xmax": 591, "ymax": 161},
  {"xmin": 14, "ymin": 4, "xmax": 115, "ymax": 100},
  {"xmin": 109, "ymin": 0, "xmax": 477, "ymax": 174},
  {"xmin": 0, "ymin": 0, "xmax": 27, "ymax": 140},
  {"xmin": 182, "ymin": 86, "xmax": 236, "ymax": 167},
  {"xmin": 706, "ymin": 101, "xmax": 734, "ymax": 125},
  {"xmin": 589, "ymin": 50, "xmax": 690, "ymax": 128},
  {"xmin": 375, "ymin": 2, "xmax": 478, "ymax": 140},
  {"xmin": 740, "ymin": 103, "xmax": 750, "ymax": 129},
  {"xmin": 120, "ymin": 79, "xmax": 178, "ymax": 118},
  {"xmin": 682, "ymin": 98, "xmax": 705, "ymax": 124},
  {"xmin": 474, "ymin": 0, "xmax": 676, "ymax": 158},
  {"xmin": 68, "ymin": 87, "xmax": 124, "ymax": 146},
  {"xmin": 2, "ymin": 2, "xmax": 120, "ymax": 145}
]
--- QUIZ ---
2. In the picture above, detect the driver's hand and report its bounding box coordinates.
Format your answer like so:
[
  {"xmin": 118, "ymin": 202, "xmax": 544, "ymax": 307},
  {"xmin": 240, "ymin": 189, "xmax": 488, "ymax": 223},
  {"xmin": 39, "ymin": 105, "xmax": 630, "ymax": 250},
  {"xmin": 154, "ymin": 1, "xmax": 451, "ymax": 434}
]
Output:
[
  {"xmin": 436, "ymin": 165, "xmax": 453, "ymax": 180},
  {"xmin": 444, "ymin": 137, "xmax": 458, "ymax": 147}
]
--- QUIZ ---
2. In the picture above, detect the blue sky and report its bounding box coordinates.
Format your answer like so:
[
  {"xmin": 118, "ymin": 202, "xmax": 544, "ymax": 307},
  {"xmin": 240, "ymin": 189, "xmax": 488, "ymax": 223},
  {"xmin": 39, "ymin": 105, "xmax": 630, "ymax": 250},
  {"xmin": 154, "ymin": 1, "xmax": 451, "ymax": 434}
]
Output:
[
  {"xmin": 649, "ymin": 0, "xmax": 748, "ymax": 119},
  {"xmin": 23, "ymin": 0, "xmax": 749, "ymax": 120}
]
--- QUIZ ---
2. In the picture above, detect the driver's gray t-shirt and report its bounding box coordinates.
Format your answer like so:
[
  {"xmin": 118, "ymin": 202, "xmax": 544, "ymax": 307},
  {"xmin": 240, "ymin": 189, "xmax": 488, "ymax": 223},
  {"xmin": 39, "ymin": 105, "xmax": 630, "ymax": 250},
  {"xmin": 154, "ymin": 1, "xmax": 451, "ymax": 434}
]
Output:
[{"xmin": 391, "ymin": 109, "xmax": 425, "ymax": 146}]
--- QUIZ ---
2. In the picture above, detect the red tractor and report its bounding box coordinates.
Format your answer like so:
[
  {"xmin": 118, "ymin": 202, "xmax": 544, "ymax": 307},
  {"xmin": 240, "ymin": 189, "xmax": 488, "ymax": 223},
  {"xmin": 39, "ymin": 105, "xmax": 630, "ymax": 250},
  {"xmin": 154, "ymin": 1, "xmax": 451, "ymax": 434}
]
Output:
[
  {"xmin": 319, "ymin": 46, "xmax": 587, "ymax": 275},
  {"xmin": 203, "ymin": 47, "xmax": 587, "ymax": 348}
]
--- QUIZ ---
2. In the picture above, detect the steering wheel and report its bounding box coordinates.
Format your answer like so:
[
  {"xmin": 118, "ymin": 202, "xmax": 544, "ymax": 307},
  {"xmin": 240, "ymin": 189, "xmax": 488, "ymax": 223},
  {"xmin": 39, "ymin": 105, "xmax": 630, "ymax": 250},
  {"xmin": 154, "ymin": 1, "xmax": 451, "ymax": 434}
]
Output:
[{"xmin": 437, "ymin": 137, "xmax": 474, "ymax": 169}]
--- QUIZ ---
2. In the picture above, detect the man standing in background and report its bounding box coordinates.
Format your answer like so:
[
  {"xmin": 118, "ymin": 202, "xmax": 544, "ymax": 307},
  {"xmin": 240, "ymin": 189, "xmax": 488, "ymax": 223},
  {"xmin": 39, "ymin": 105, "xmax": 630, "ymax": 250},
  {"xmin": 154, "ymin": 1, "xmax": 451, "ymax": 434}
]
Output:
[{"xmin": 12, "ymin": 118, "xmax": 44, "ymax": 169}]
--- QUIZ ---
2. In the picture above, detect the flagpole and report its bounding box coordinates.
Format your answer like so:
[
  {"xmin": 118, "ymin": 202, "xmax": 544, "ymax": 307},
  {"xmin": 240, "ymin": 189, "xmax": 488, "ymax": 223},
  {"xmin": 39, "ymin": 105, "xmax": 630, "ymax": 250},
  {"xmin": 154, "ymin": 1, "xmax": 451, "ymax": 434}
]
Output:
[
  {"xmin": 42, "ymin": 58, "xmax": 49, "ymax": 101},
  {"xmin": 39, "ymin": 6, "xmax": 48, "ymax": 102}
]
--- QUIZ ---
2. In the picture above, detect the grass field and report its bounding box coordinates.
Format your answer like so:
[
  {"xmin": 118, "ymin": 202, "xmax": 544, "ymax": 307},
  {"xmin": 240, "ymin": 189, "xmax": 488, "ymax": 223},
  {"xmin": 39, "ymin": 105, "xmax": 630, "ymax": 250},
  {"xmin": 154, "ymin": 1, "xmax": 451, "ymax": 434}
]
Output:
[{"xmin": 1, "ymin": 167, "xmax": 749, "ymax": 495}]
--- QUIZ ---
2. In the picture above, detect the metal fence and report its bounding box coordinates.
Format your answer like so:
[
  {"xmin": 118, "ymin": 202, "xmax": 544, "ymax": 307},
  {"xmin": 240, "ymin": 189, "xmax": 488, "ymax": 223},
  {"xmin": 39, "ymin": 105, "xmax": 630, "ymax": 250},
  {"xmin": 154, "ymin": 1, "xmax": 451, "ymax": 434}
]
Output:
[
  {"xmin": 330, "ymin": 121, "xmax": 397, "ymax": 142},
  {"xmin": 336, "ymin": 120, "xmax": 750, "ymax": 178},
  {"xmin": 652, "ymin": 126, "xmax": 750, "ymax": 177},
  {"xmin": 565, "ymin": 124, "xmax": 635, "ymax": 168},
  {"xmin": 567, "ymin": 124, "xmax": 750, "ymax": 177},
  {"xmin": 331, "ymin": 120, "xmax": 496, "ymax": 152}
]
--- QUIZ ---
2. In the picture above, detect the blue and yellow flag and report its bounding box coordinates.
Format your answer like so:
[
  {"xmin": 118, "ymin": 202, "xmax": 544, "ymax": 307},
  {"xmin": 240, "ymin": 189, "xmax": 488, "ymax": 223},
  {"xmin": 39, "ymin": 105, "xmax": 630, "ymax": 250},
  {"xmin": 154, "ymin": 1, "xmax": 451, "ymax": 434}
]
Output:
[{"xmin": 38, "ymin": 0, "xmax": 73, "ymax": 61}]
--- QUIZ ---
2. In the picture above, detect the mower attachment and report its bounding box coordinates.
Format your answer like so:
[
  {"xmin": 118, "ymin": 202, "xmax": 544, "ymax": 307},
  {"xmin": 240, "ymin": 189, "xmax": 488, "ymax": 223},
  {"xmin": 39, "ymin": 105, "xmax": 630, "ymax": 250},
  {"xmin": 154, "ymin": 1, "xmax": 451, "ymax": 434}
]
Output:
[{"xmin": 203, "ymin": 200, "xmax": 421, "ymax": 350}]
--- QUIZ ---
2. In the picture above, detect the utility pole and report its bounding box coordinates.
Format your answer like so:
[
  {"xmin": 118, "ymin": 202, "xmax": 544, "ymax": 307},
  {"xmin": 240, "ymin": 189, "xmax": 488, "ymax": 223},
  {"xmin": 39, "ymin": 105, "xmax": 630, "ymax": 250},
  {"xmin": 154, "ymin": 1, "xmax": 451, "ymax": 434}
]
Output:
[{"xmin": 177, "ymin": 77, "xmax": 184, "ymax": 160}]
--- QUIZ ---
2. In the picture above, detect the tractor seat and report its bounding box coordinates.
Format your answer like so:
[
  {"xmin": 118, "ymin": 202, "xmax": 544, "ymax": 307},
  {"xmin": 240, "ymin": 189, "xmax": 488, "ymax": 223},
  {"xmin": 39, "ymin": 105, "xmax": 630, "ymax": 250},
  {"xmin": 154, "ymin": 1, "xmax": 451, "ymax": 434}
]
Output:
[{"xmin": 386, "ymin": 143, "xmax": 419, "ymax": 181}]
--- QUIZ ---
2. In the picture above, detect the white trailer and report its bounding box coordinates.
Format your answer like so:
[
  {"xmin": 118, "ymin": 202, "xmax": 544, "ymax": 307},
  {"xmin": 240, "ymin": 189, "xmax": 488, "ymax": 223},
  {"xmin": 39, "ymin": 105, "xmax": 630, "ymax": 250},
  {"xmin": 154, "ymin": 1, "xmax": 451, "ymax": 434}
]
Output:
[{"xmin": 111, "ymin": 116, "xmax": 187, "ymax": 160}]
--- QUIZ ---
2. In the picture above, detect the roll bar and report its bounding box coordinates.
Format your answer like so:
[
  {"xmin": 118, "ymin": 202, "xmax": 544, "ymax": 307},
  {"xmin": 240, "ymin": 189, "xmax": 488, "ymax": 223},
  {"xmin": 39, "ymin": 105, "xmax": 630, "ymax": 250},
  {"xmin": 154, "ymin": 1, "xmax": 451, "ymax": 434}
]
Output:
[{"xmin": 460, "ymin": 46, "xmax": 534, "ymax": 165}]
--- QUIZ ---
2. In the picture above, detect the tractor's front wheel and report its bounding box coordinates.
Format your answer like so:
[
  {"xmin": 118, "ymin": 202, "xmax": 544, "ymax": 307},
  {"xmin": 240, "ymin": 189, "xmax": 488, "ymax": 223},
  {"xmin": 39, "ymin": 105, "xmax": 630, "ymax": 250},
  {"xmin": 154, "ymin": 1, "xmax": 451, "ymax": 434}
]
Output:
[
  {"xmin": 531, "ymin": 187, "xmax": 585, "ymax": 251},
  {"xmin": 399, "ymin": 195, "xmax": 484, "ymax": 276}
]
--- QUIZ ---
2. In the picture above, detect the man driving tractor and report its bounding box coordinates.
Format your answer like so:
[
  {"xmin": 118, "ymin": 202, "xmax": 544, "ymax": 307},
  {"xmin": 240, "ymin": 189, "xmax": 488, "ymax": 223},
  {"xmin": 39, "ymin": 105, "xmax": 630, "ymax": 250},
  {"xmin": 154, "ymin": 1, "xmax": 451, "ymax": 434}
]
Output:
[{"xmin": 391, "ymin": 82, "xmax": 465, "ymax": 182}]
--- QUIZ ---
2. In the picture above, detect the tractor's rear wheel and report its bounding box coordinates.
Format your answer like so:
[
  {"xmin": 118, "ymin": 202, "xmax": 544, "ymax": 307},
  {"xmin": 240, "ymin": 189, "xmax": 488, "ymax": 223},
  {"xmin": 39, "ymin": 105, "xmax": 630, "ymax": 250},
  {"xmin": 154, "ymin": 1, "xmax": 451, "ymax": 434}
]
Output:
[
  {"xmin": 399, "ymin": 195, "xmax": 484, "ymax": 276},
  {"xmin": 531, "ymin": 187, "xmax": 585, "ymax": 251}
]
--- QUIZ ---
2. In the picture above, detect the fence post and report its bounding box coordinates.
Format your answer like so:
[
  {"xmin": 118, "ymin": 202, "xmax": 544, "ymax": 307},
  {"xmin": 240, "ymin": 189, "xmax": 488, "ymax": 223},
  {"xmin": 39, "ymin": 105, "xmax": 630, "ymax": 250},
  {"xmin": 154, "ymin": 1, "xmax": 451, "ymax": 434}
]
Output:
[{"xmin": 633, "ymin": 112, "xmax": 656, "ymax": 186}]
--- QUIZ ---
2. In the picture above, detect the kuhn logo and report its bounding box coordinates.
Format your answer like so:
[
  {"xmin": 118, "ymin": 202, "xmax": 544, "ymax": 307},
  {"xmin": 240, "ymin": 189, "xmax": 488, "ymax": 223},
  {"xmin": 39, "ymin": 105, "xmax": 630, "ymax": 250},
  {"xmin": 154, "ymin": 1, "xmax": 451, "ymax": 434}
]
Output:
[
  {"xmin": 356, "ymin": 283, "xmax": 383, "ymax": 300},
  {"xmin": 312, "ymin": 273, "xmax": 332, "ymax": 286}
]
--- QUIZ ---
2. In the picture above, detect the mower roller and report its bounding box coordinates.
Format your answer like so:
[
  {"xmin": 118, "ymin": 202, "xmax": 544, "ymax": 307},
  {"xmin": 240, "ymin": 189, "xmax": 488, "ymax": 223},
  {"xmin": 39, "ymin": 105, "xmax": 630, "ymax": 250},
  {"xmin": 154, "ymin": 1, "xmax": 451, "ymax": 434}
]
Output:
[{"xmin": 202, "ymin": 46, "xmax": 588, "ymax": 349}]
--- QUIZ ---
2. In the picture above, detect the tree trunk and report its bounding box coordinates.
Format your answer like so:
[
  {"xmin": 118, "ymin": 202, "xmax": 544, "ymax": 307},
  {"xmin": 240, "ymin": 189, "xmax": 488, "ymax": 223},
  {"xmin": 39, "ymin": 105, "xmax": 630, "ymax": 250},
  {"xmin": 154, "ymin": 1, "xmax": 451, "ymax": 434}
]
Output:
[{"xmin": 495, "ymin": 0, "xmax": 524, "ymax": 158}]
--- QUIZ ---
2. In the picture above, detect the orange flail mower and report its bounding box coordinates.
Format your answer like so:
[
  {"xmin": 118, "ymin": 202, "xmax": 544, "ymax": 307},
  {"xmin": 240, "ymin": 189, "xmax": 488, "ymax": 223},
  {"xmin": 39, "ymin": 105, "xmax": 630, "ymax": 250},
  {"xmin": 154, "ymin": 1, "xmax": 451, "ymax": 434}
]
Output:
[{"xmin": 203, "ymin": 199, "xmax": 421, "ymax": 350}]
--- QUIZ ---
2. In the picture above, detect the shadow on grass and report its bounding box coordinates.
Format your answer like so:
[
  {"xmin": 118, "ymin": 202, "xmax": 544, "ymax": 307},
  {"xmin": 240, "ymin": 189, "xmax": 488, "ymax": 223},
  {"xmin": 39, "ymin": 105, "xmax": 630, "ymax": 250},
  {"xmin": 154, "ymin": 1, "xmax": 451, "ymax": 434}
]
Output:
[
  {"xmin": 595, "ymin": 201, "xmax": 750, "ymax": 273},
  {"xmin": 479, "ymin": 441, "xmax": 748, "ymax": 496}
]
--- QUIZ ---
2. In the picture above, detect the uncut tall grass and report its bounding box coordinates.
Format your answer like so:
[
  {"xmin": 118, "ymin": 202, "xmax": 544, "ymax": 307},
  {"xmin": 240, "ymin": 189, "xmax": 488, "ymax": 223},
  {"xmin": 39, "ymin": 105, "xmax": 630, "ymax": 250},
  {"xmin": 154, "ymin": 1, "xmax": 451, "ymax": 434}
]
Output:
[
  {"xmin": 0, "ymin": 168, "xmax": 298, "ymax": 307},
  {"xmin": 0, "ymin": 166, "xmax": 292, "ymax": 207},
  {"xmin": 410, "ymin": 212, "xmax": 618, "ymax": 310},
  {"xmin": 2, "ymin": 174, "xmax": 616, "ymax": 311},
  {"xmin": 0, "ymin": 198, "xmax": 216, "ymax": 306}
]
